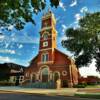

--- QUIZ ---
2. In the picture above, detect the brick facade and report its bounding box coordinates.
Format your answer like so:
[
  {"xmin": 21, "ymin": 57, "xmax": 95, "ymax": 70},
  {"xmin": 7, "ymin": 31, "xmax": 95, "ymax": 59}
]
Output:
[
  {"xmin": 24, "ymin": 10, "xmax": 79, "ymax": 87},
  {"xmin": 79, "ymin": 76, "xmax": 100, "ymax": 84}
]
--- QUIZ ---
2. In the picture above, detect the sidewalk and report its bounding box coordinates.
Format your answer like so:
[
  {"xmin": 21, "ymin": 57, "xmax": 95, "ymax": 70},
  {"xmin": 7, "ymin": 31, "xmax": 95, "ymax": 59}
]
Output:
[{"xmin": 0, "ymin": 86, "xmax": 77, "ymax": 96}]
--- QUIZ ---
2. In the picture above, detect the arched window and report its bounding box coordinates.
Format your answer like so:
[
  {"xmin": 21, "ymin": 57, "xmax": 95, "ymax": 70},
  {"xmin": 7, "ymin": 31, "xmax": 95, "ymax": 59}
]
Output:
[
  {"xmin": 41, "ymin": 67, "xmax": 49, "ymax": 82},
  {"xmin": 43, "ymin": 33, "xmax": 48, "ymax": 40},
  {"xmin": 41, "ymin": 53, "xmax": 49, "ymax": 62}
]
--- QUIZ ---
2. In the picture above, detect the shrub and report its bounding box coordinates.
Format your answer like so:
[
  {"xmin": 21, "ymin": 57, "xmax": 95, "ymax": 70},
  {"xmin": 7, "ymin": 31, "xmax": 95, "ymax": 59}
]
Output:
[
  {"xmin": 0, "ymin": 81, "xmax": 15, "ymax": 86},
  {"xmin": 87, "ymin": 82, "xmax": 97, "ymax": 85},
  {"xmin": 73, "ymin": 83, "xmax": 87, "ymax": 88}
]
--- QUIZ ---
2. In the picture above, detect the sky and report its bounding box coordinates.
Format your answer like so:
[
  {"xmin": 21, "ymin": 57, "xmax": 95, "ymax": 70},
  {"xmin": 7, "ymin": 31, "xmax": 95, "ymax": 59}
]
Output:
[{"xmin": 0, "ymin": 0, "xmax": 100, "ymax": 77}]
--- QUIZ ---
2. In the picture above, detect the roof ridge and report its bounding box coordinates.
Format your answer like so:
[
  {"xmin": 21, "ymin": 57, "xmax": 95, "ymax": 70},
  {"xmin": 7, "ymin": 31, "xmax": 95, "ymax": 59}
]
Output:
[{"xmin": 55, "ymin": 48, "xmax": 69, "ymax": 57}]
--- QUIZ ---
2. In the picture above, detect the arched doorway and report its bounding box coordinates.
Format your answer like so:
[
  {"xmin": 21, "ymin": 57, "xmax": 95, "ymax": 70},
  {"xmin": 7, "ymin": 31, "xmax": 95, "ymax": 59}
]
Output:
[
  {"xmin": 54, "ymin": 72, "xmax": 60, "ymax": 82},
  {"xmin": 41, "ymin": 67, "xmax": 49, "ymax": 82}
]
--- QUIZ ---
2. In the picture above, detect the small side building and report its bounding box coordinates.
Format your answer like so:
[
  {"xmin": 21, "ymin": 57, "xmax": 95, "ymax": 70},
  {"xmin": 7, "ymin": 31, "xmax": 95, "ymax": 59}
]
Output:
[
  {"xmin": 9, "ymin": 68, "xmax": 24, "ymax": 86},
  {"xmin": 79, "ymin": 76, "xmax": 100, "ymax": 85}
]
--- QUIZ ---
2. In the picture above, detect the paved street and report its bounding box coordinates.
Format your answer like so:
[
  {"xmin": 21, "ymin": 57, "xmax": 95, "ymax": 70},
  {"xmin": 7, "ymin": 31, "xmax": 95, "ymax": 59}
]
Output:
[{"xmin": 0, "ymin": 92, "xmax": 99, "ymax": 100}]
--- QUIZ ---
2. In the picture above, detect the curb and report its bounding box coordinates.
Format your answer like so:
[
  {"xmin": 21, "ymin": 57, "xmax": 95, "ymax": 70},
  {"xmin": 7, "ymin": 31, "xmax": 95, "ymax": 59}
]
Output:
[{"xmin": 0, "ymin": 89, "xmax": 75, "ymax": 96}]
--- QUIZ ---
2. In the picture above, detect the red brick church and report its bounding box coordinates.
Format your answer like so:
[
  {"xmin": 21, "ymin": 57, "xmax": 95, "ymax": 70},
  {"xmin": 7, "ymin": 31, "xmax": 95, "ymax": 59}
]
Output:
[{"xmin": 24, "ymin": 10, "xmax": 79, "ymax": 87}]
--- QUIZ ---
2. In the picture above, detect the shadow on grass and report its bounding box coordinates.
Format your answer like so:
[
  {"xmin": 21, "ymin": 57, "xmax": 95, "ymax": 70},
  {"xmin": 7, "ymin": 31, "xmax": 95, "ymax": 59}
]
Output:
[{"xmin": 75, "ymin": 93, "xmax": 100, "ymax": 99}]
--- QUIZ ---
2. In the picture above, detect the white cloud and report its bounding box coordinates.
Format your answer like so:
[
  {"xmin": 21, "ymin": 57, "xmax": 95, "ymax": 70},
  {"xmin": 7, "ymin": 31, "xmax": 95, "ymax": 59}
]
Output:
[
  {"xmin": 11, "ymin": 32, "xmax": 39, "ymax": 44},
  {"xmin": 74, "ymin": 13, "xmax": 82, "ymax": 29},
  {"xmin": 0, "ymin": 29, "xmax": 39, "ymax": 44},
  {"xmin": 5, "ymin": 43, "xmax": 9, "ymax": 48},
  {"xmin": 65, "ymin": 21, "xmax": 80, "ymax": 30},
  {"xmin": 74, "ymin": 13, "xmax": 81, "ymax": 21},
  {"xmin": 59, "ymin": 2, "xmax": 66, "ymax": 11},
  {"xmin": 79, "ymin": 59, "xmax": 100, "ymax": 78},
  {"xmin": 56, "ymin": 17, "xmax": 61, "ymax": 23},
  {"xmin": 80, "ymin": 6, "xmax": 88, "ymax": 13},
  {"xmin": 18, "ymin": 44, "xmax": 23, "ymax": 49},
  {"xmin": 0, "ymin": 49, "xmax": 16, "ymax": 54},
  {"xmin": 0, "ymin": 27, "xmax": 4, "ymax": 30},
  {"xmin": 61, "ymin": 35, "xmax": 68, "ymax": 41},
  {"xmin": 0, "ymin": 33, "xmax": 5, "ymax": 40},
  {"xmin": 8, "ymin": 25, "xmax": 14, "ymax": 31},
  {"xmin": 0, "ymin": 36, "xmax": 5, "ymax": 42},
  {"xmin": 0, "ymin": 56, "xmax": 11, "ymax": 62},
  {"xmin": 70, "ymin": 0, "xmax": 77, "ymax": 7},
  {"xmin": 62, "ymin": 24, "xmax": 67, "ymax": 33},
  {"xmin": 0, "ymin": 56, "xmax": 17, "ymax": 64}
]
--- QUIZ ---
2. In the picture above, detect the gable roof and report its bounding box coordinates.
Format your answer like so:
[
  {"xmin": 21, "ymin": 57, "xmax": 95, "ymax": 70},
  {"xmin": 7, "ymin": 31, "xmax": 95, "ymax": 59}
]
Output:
[
  {"xmin": 29, "ymin": 54, "xmax": 38, "ymax": 65},
  {"xmin": 55, "ymin": 48, "xmax": 69, "ymax": 57},
  {"xmin": 55, "ymin": 48, "xmax": 75, "ymax": 63},
  {"xmin": 28, "ymin": 48, "xmax": 75, "ymax": 67}
]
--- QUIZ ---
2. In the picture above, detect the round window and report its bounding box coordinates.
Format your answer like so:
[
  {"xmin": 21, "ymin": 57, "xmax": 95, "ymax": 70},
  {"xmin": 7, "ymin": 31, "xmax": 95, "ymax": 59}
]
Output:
[{"xmin": 62, "ymin": 71, "xmax": 67, "ymax": 76}]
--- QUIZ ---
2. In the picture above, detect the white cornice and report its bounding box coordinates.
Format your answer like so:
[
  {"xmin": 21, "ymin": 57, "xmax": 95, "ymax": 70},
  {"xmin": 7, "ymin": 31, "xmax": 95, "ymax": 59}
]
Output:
[
  {"xmin": 39, "ymin": 48, "xmax": 52, "ymax": 52},
  {"xmin": 38, "ymin": 61, "xmax": 54, "ymax": 65},
  {"xmin": 40, "ymin": 26, "xmax": 52, "ymax": 32}
]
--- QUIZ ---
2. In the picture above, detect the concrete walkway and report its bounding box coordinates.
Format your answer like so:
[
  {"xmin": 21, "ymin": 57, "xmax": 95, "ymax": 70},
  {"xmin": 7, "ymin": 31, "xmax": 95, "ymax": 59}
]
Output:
[
  {"xmin": 77, "ymin": 88, "xmax": 100, "ymax": 93},
  {"xmin": 0, "ymin": 86, "xmax": 77, "ymax": 96}
]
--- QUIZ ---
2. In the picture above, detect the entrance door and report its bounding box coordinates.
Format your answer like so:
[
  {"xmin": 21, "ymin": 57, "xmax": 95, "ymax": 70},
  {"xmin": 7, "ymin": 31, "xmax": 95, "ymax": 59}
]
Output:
[{"xmin": 41, "ymin": 67, "xmax": 49, "ymax": 82}]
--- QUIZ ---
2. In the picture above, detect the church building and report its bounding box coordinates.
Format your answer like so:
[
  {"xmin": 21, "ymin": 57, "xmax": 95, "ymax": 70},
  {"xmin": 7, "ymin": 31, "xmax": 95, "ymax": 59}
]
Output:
[{"xmin": 24, "ymin": 10, "xmax": 79, "ymax": 87}]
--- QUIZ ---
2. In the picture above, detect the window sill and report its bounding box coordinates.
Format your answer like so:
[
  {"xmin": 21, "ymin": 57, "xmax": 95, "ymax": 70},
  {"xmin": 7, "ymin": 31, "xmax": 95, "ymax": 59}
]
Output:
[{"xmin": 38, "ymin": 61, "xmax": 54, "ymax": 65}]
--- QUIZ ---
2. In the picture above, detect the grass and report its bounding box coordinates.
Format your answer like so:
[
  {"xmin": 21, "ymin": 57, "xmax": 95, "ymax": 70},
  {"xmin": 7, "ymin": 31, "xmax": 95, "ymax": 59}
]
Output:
[
  {"xmin": 86, "ymin": 85, "xmax": 100, "ymax": 88},
  {"xmin": 75, "ymin": 93, "xmax": 100, "ymax": 99}
]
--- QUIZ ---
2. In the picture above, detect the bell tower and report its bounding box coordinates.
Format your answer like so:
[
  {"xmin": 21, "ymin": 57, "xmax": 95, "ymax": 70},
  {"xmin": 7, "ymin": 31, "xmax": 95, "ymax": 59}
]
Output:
[{"xmin": 38, "ymin": 10, "xmax": 57, "ymax": 64}]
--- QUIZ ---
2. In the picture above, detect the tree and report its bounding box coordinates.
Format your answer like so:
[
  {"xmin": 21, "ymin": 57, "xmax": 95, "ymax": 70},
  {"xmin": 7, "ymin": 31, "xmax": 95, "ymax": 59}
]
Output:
[
  {"xmin": 62, "ymin": 12, "xmax": 100, "ymax": 72},
  {"xmin": 0, "ymin": 0, "xmax": 60, "ymax": 30},
  {"xmin": 0, "ymin": 63, "xmax": 10, "ymax": 81}
]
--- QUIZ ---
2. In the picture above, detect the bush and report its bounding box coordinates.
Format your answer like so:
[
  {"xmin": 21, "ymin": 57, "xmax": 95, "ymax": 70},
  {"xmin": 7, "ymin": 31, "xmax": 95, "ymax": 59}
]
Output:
[
  {"xmin": 87, "ymin": 82, "xmax": 97, "ymax": 85},
  {"xmin": 26, "ymin": 81, "xmax": 56, "ymax": 89},
  {"xmin": 73, "ymin": 83, "xmax": 87, "ymax": 88},
  {"xmin": 0, "ymin": 81, "xmax": 15, "ymax": 86},
  {"xmin": 75, "ymin": 93, "xmax": 100, "ymax": 99}
]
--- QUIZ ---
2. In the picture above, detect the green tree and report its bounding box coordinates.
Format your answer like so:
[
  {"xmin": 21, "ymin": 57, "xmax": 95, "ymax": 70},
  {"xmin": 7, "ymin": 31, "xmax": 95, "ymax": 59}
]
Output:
[
  {"xmin": 0, "ymin": 0, "xmax": 60, "ymax": 30},
  {"xmin": 62, "ymin": 12, "xmax": 100, "ymax": 72},
  {"xmin": 0, "ymin": 63, "xmax": 10, "ymax": 81}
]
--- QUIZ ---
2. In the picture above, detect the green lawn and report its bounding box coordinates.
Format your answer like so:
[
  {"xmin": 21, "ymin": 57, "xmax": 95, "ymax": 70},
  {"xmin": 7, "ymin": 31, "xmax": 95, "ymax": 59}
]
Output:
[
  {"xmin": 86, "ymin": 85, "xmax": 100, "ymax": 88},
  {"xmin": 75, "ymin": 93, "xmax": 100, "ymax": 99}
]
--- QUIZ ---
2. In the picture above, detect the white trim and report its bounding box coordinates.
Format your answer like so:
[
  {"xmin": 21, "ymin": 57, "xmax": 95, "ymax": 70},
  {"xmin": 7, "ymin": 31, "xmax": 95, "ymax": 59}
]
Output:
[
  {"xmin": 38, "ymin": 61, "xmax": 54, "ymax": 65},
  {"xmin": 40, "ymin": 26, "xmax": 52, "ymax": 32},
  {"xmin": 43, "ymin": 41, "xmax": 48, "ymax": 47},
  {"xmin": 41, "ymin": 52, "xmax": 49, "ymax": 62},
  {"xmin": 42, "ymin": 32, "xmax": 49, "ymax": 37},
  {"xmin": 39, "ymin": 65, "xmax": 50, "ymax": 82},
  {"xmin": 40, "ymin": 38, "xmax": 52, "ymax": 41},
  {"xmin": 39, "ymin": 48, "xmax": 52, "ymax": 51},
  {"xmin": 62, "ymin": 71, "xmax": 67, "ymax": 76}
]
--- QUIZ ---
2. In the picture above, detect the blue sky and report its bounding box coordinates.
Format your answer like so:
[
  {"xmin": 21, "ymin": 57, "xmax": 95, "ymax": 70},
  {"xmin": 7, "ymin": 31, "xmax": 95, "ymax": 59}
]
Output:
[{"xmin": 0, "ymin": 0, "xmax": 100, "ymax": 77}]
